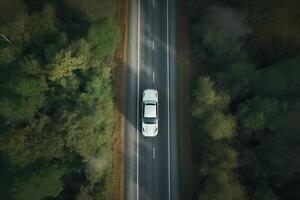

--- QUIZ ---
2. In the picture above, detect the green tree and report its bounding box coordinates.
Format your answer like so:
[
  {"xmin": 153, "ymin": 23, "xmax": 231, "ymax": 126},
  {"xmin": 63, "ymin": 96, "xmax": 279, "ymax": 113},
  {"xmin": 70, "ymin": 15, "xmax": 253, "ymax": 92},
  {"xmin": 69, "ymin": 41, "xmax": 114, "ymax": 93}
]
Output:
[
  {"xmin": 0, "ymin": 0, "xmax": 120, "ymax": 199},
  {"xmin": 76, "ymin": 186, "xmax": 93, "ymax": 200},
  {"xmin": 64, "ymin": 71, "xmax": 114, "ymax": 159},
  {"xmin": 216, "ymin": 62, "xmax": 258, "ymax": 101},
  {"xmin": 0, "ymin": 76, "xmax": 47, "ymax": 123},
  {"xmin": 254, "ymin": 57, "xmax": 300, "ymax": 98},
  {"xmin": 252, "ymin": 186, "xmax": 280, "ymax": 200},
  {"xmin": 196, "ymin": 141, "xmax": 246, "ymax": 200},
  {"xmin": 0, "ymin": 5, "xmax": 56, "ymax": 46},
  {"xmin": 0, "ymin": 115, "xmax": 64, "ymax": 166},
  {"xmin": 12, "ymin": 166, "xmax": 65, "ymax": 200},
  {"xmin": 0, "ymin": 0, "xmax": 25, "ymax": 24},
  {"xmin": 237, "ymin": 96, "xmax": 284, "ymax": 133},
  {"xmin": 193, "ymin": 77, "xmax": 230, "ymax": 117},
  {"xmin": 204, "ymin": 111, "xmax": 236, "ymax": 139},
  {"xmin": 199, "ymin": 171, "xmax": 246, "ymax": 200},
  {"xmin": 200, "ymin": 6, "xmax": 250, "ymax": 66},
  {"xmin": 193, "ymin": 77, "xmax": 236, "ymax": 139},
  {"xmin": 63, "ymin": 0, "xmax": 118, "ymax": 22},
  {"xmin": 88, "ymin": 20, "xmax": 119, "ymax": 60},
  {"xmin": 49, "ymin": 39, "xmax": 91, "ymax": 84},
  {"xmin": 0, "ymin": 45, "xmax": 22, "ymax": 64}
]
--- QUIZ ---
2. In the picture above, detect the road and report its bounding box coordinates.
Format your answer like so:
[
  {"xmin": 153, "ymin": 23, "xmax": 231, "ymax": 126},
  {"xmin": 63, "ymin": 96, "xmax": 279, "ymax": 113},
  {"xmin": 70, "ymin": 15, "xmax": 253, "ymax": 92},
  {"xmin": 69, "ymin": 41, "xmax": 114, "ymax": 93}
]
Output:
[{"xmin": 124, "ymin": 0, "xmax": 179, "ymax": 199}]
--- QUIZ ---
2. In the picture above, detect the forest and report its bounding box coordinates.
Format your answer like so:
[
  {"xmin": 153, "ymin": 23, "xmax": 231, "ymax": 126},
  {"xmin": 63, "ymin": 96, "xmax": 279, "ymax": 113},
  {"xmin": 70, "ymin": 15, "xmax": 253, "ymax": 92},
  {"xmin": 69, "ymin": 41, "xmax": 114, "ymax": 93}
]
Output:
[
  {"xmin": 0, "ymin": 0, "xmax": 119, "ymax": 199},
  {"xmin": 188, "ymin": 0, "xmax": 300, "ymax": 199}
]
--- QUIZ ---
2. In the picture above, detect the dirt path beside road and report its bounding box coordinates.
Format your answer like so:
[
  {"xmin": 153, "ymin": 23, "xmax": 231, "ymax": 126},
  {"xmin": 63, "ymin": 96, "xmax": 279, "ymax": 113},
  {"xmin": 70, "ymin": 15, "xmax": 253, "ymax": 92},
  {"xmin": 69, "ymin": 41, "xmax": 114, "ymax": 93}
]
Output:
[
  {"xmin": 177, "ymin": 0, "xmax": 193, "ymax": 199},
  {"xmin": 111, "ymin": 0, "xmax": 128, "ymax": 199}
]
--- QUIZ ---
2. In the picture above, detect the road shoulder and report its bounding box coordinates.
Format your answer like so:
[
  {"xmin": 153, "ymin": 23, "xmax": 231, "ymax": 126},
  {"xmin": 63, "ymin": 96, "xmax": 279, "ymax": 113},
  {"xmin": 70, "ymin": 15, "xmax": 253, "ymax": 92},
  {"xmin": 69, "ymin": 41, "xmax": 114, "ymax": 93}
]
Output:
[
  {"xmin": 177, "ymin": 0, "xmax": 193, "ymax": 199},
  {"xmin": 111, "ymin": 0, "xmax": 129, "ymax": 199}
]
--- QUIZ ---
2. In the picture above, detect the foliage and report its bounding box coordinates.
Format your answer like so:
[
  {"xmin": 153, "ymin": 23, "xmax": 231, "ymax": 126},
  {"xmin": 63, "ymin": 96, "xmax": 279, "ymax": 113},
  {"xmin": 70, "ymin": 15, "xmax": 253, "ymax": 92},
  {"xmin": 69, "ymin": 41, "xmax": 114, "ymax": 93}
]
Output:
[
  {"xmin": 192, "ymin": 77, "xmax": 244, "ymax": 199},
  {"xmin": 63, "ymin": 0, "xmax": 118, "ymax": 22},
  {"xmin": 88, "ymin": 20, "xmax": 119, "ymax": 60},
  {"xmin": 0, "ymin": 0, "xmax": 25, "ymax": 24},
  {"xmin": 237, "ymin": 96, "xmax": 284, "ymax": 132},
  {"xmin": 215, "ymin": 62, "xmax": 258, "ymax": 101},
  {"xmin": 199, "ymin": 171, "xmax": 246, "ymax": 200},
  {"xmin": 49, "ymin": 39, "xmax": 91, "ymax": 83},
  {"xmin": 0, "ymin": 76, "xmax": 47, "ymax": 123},
  {"xmin": 193, "ymin": 77, "xmax": 235, "ymax": 139},
  {"xmin": 189, "ymin": 0, "xmax": 300, "ymax": 199},
  {"xmin": 254, "ymin": 58, "xmax": 300, "ymax": 98},
  {"xmin": 197, "ymin": 5, "xmax": 250, "ymax": 66},
  {"xmin": 0, "ymin": 0, "xmax": 119, "ymax": 199},
  {"xmin": 1, "ymin": 115, "xmax": 64, "ymax": 167},
  {"xmin": 12, "ymin": 166, "xmax": 65, "ymax": 200},
  {"xmin": 0, "ymin": 5, "xmax": 57, "ymax": 46}
]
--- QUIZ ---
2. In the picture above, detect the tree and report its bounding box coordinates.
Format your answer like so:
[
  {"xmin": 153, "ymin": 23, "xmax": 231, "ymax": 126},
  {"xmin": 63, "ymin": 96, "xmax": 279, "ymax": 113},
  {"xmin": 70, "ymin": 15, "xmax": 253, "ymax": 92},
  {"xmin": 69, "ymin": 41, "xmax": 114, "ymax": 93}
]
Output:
[
  {"xmin": 63, "ymin": 0, "xmax": 118, "ymax": 22},
  {"xmin": 201, "ymin": 5, "xmax": 250, "ymax": 66},
  {"xmin": 64, "ymin": 72, "xmax": 114, "ymax": 159},
  {"xmin": 189, "ymin": 1, "xmax": 300, "ymax": 199},
  {"xmin": 0, "ymin": 45, "xmax": 22, "ymax": 64},
  {"xmin": 237, "ymin": 96, "xmax": 283, "ymax": 133},
  {"xmin": 0, "ymin": 5, "xmax": 57, "ymax": 46},
  {"xmin": 197, "ymin": 141, "xmax": 246, "ymax": 200},
  {"xmin": 0, "ymin": 76, "xmax": 47, "ymax": 123},
  {"xmin": 0, "ymin": 115, "xmax": 65, "ymax": 166},
  {"xmin": 48, "ymin": 39, "xmax": 91, "ymax": 83},
  {"xmin": 87, "ymin": 20, "xmax": 119, "ymax": 60},
  {"xmin": 199, "ymin": 171, "xmax": 246, "ymax": 200},
  {"xmin": 0, "ymin": 0, "xmax": 25, "ymax": 24},
  {"xmin": 203, "ymin": 111, "xmax": 236, "ymax": 139},
  {"xmin": 252, "ymin": 185, "xmax": 280, "ymax": 200},
  {"xmin": 254, "ymin": 57, "xmax": 300, "ymax": 98},
  {"xmin": 12, "ymin": 166, "xmax": 65, "ymax": 200},
  {"xmin": 216, "ymin": 62, "xmax": 258, "ymax": 101},
  {"xmin": 0, "ymin": 1, "xmax": 119, "ymax": 199},
  {"xmin": 76, "ymin": 186, "xmax": 93, "ymax": 200},
  {"xmin": 193, "ymin": 77, "xmax": 230, "ymax": 117},
  {"xmin": 193, "ymin": 77, "xmax": 236, "ymax": 139}
]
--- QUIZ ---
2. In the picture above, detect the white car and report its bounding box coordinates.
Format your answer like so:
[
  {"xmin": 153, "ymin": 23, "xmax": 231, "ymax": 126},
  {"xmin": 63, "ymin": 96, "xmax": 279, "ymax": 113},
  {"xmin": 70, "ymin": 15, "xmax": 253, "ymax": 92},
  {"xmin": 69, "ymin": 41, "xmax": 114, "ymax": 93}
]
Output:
[{"xmin": 142, "ymin": 89, "xmax": 158, "ymax": 137}]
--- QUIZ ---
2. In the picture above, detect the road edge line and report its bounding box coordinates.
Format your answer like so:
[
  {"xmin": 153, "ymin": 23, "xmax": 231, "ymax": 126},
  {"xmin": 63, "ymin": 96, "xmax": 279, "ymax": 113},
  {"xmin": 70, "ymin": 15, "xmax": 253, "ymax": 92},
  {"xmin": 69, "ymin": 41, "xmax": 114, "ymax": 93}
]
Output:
[
  {"xmin": 167, "ymin": 0, "xmax": 171, "ymax": 199},
  {"xmin": 136, "ymin": 0, "xmax": 141, "ymax": 199}
]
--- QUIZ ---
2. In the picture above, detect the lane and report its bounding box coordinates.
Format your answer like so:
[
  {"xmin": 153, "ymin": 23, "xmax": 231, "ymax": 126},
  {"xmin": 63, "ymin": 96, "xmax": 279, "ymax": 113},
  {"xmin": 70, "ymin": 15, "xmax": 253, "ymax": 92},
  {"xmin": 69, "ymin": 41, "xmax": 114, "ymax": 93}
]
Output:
[
  {"xmin": 125, "ymin": 0, "xmax": 178, "ymax": 199},
  {"xmin": 152, "ymin": 0, "xmax": 169, "ymax": 199},
  {"xmin": 138, "ymin": 0, "xmax": 154, "ymax": 198},
  {"xmin": 138, "ymin": 0, "xmax": 169, "ymax": 200}
]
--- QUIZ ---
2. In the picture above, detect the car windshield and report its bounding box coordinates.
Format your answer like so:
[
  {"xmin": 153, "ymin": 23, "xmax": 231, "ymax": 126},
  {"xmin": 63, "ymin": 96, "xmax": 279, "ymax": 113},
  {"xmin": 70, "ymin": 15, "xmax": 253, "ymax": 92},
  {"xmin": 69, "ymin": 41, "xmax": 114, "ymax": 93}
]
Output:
[{"xmin": 143, "ymin": 117, "xmax": 157, "ymax": 124}]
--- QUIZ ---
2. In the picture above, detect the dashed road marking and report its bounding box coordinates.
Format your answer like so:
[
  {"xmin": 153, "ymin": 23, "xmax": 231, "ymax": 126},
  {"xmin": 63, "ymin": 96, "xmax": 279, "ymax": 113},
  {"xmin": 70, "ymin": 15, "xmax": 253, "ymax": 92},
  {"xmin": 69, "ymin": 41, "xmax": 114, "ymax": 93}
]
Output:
[
  {"xmin": 153, "ymin": 72, "xmax": 155, "ymax": 83},
  {"xmin": 152, "ymin": 40, "xmax": 155, "ymax": 51}
]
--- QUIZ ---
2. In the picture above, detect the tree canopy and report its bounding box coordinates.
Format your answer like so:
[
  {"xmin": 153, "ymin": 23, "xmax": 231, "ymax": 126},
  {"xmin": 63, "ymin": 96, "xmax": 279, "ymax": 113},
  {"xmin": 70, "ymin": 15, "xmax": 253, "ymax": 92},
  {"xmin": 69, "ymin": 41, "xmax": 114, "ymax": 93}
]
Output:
[
  {"xmin": 189, "ymin": 0, "xmax": 300, "ymax": 199},
  {"xmin": 0, "ymin": 0, "xmax": 119, "ymax": 199}
]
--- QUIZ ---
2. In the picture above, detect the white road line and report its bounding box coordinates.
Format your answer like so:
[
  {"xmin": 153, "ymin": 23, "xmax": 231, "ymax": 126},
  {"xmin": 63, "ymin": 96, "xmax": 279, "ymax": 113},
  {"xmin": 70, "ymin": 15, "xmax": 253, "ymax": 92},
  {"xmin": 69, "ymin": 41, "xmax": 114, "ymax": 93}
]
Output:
[
  {"xmin": 153, "ymin": 0, "xmax": 155, "ymax": 8},
  {"xmin": 153, "ymin": 146, "xmax": 156, "ymax": 159},
  {"xmin": 166, "ymin": 0, "xmax": 171, "ymax": 199},
  {"xmin": 152, "ymin": 39, "xmax": 155, "ymax": 51},
  {"xmin": 137, "ymin": 0, "xmax": 141, "ymax": 199},
  {"xmin": 153, "ymin": 72, "xmax": 155, "ymax": 83}
]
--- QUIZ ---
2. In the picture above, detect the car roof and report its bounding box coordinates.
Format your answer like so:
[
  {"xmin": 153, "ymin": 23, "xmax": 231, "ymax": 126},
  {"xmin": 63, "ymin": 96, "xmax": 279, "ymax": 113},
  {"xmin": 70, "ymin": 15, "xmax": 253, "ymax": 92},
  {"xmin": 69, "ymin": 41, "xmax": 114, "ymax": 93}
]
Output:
[{"xmin": 144, "ymin": 104, "xmax": 157, "ymax": 118}]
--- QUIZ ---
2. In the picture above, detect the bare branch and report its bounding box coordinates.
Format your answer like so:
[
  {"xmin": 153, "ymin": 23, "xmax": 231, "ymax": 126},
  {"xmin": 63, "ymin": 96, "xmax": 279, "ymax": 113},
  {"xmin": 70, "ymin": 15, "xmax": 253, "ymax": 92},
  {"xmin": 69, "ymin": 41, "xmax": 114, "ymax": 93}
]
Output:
[{"xmin": 0, "ymin": 34, "xmax": 12, "ymax": 44}]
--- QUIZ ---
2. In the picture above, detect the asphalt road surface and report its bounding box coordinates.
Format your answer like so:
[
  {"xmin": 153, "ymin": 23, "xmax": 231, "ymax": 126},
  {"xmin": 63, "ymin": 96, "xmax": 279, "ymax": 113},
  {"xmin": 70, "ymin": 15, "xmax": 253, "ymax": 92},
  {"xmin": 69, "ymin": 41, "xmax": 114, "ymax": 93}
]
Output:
[{"xmin": 124, "ymin": 0, "xmax": 179, "ymax": 199}]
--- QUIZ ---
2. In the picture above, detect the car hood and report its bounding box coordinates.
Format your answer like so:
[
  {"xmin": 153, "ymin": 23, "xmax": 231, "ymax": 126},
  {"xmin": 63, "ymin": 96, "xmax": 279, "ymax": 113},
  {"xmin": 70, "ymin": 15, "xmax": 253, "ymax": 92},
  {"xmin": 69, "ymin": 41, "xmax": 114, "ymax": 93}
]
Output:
[
  {"xmin": 143, "ymin": 89, "xmax": 158, "ymax": 102},
  {"xmin": 142, "ymin": 123, "xmax": 158, "ymax": 137}
]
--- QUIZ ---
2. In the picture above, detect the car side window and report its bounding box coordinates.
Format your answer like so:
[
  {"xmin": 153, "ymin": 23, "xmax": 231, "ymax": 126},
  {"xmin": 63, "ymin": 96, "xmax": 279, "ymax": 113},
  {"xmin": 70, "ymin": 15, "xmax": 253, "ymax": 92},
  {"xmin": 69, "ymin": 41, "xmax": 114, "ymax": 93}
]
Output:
[{"xmin": 156, "ymin": 102, "xmax": 158, "ymax": 119}]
